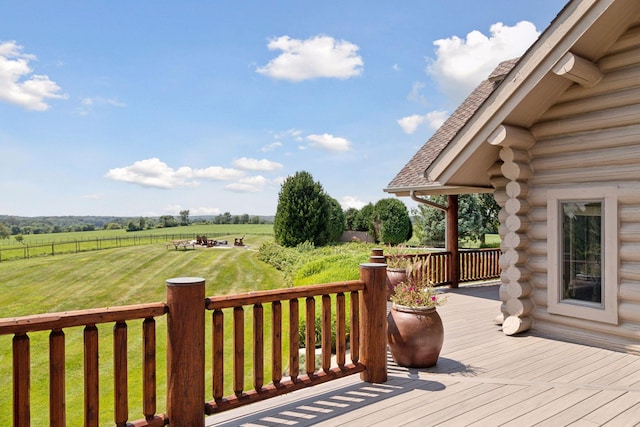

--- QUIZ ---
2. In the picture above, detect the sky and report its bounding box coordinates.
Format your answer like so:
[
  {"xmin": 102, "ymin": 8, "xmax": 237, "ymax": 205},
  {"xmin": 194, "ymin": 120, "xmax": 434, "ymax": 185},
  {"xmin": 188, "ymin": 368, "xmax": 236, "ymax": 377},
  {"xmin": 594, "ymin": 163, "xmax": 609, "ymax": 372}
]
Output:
[{"xmin": 0, "ymin": 1, "xmax": 568, "ymax": 218}]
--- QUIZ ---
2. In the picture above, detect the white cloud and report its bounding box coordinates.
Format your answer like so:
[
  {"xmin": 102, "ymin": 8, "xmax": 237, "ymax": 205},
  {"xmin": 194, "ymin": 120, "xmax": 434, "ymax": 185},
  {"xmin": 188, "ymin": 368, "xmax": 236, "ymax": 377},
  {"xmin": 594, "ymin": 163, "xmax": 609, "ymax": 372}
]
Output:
[
  {"xmin": 163, "ymin": 205, "xmax": 221, "ymax": 216},
  {"xmin": 273, "ymin": 128, "xmax": 304, "ymax": 140},
  {"xmin": 341, "ymin": 196, "xmax": 366, "ymax": 210},
  {"xmin": 0, "ymin": 41, "xmax": 67, "ymax": 111},
  {"xmin": 190, "ymin": 206, "xmax": 222, "ymax": 216},
  {"xmin": 261, "ymin": 141, "xmax": 283, "ymax": 152},
  {"xmin": 225, "ymin": 175, "xmax": 267, "ymax": 193},
  {"xmin": 397, "ymin": 110, "xmax": 448, "ymax": 134},
  {"xmin": 256, "ymin": 35, "xmax": 363, "ymax": 82},
  {"xmin": 78, "ymin": 96, "xmax": 126, "ymax": 115},
  {"xmin": 105, "ymin": 158, "xmax": 244, "ymax": 189},
  {"xmin": 163, "ymin": 204, "xmax": 182, "ymax": 213},
  {"xmin": 407, "ymin": 81, "xmax": 427, "ymax": 105},
  {"xmin": 307, "ymin": 133, "xmax": 351, "ymax": 152},
  {"xmin": 87, "ymin": 97, "xmax": 126, "ymax": 108},
  {"xmin": 232, "ymin": 157, "xmax": 283, "ymax": 172},
  {"xmin": 427, "ymin": 21, "xmax": 540, "ymax": 104}
]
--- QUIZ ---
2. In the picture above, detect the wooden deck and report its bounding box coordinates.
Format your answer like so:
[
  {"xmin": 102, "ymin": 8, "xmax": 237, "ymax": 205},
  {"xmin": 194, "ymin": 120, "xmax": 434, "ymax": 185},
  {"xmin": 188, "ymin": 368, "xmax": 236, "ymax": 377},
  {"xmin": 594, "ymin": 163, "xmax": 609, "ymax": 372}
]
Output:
[{"xmin": 208, "ymin": 283, "xmax": 640, "ymax": 426}]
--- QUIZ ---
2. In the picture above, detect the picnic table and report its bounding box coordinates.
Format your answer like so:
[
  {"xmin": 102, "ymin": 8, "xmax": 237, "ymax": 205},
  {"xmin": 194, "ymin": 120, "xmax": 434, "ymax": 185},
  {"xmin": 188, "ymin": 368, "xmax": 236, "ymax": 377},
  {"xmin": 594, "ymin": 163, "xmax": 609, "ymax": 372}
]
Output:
[{"xmin": 166, "ymin": 240, "xmax": 196, "ymax": 250}]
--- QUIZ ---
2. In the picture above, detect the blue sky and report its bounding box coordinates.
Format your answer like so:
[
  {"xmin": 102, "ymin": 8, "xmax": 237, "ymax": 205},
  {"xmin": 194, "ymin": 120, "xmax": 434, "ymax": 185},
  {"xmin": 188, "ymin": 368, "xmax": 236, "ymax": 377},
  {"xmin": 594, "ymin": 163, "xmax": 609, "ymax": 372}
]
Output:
[{"xmin": 1, "ymin": 1, "xmax": 567, "ymax": 217}]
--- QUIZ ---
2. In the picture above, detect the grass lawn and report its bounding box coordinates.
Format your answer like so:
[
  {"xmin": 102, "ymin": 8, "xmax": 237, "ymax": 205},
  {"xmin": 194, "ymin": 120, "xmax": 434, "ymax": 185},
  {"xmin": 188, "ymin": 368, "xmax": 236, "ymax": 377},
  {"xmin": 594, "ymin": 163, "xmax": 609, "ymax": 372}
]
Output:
[
  {"xmin": 0, "ymin": 229, "xmax": 499, "ymax": 424},
  {"xmin": 0, "ymin": 234, "xmax": 284, "ymax": 426}
]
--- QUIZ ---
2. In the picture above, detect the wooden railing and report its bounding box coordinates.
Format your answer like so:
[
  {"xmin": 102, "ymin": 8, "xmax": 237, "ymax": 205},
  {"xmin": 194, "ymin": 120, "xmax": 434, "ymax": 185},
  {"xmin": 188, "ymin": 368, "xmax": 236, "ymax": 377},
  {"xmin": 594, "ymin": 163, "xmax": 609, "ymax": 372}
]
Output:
[
  {"xmin": 204, "ymin": 281, "xmax": 366, "ymax": 415},
  {"xmin": 0, "ymin": 303, "xmax": 168, "ymax": 427},
  {"xmin": 459, "ymin": 248, "xmax": 501, "ymax": 283},
  {"xmin": 0, "ymin": 263, "xmax": 387, "ymax": 426},
  {"xmin": 383, "ymin": 248, "xmax": 501, "ymax": 286}
]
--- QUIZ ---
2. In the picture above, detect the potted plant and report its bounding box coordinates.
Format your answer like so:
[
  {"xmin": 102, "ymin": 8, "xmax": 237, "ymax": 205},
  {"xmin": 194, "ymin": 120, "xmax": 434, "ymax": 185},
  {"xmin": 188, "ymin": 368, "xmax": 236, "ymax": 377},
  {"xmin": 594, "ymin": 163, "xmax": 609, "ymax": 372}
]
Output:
[
  {"xmin": 387, "ymin": 258, "xmax": 446, "ymax": 368},
  {"xmin": 385, "ymin": 246, "xmax": 413, "ymax": 300}
]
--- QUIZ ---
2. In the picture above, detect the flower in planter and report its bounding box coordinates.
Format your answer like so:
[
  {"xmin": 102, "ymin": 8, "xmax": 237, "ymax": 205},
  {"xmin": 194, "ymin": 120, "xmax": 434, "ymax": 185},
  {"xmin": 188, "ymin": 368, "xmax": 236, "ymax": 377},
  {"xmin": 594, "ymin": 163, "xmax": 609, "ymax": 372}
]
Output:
[
  {"xmin": 385, "ymin": 245, "xmax": 414, "ymax": 269},
  {"xmin": 390, "ymin": 259, "xmax": 446, "ymax": 308}
]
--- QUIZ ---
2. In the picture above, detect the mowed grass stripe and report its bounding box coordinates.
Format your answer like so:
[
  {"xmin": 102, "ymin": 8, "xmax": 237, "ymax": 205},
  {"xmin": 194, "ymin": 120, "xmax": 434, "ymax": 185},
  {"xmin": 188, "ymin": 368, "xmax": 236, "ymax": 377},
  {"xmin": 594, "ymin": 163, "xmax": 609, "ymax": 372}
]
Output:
[{"xmin": 0, "ymin": 234, "xmax": 287, "ymax": 426}]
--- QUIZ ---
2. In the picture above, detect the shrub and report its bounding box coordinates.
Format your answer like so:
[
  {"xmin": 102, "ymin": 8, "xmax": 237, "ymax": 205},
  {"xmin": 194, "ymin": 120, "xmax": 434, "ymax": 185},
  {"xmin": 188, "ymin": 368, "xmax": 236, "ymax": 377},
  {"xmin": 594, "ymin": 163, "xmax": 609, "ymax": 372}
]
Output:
[
  {"xmin": 298, "ymin": 313, "xmax": 350, "ymax": 352},
  {"xmin": 373, "ymin": 198, "xmax": 412, "ymax": 245}
]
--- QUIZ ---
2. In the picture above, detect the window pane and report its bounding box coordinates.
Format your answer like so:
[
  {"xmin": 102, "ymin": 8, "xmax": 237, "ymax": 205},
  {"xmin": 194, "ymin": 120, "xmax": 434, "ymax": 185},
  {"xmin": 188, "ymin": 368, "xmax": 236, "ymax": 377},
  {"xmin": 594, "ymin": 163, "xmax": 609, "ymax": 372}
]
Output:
[{"xmin": 561, "ymin": 201, "xmax": 602, "ymax": 304}]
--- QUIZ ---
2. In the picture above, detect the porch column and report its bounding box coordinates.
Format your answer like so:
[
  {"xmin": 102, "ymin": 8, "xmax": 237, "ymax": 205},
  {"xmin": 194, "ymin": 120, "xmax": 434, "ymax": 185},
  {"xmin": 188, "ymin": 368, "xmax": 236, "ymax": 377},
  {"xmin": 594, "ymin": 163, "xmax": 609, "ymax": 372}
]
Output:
[
  {"xmin": 359, "ymin": 263, "xmax": 388, "ymax": 383},
  {"xmin": 446, "ymin": 195, "xmax": 459, "ymax": 288},
  {"xmin": 166, "ymin": 277, "xmax": 206, "ymax": 426}
]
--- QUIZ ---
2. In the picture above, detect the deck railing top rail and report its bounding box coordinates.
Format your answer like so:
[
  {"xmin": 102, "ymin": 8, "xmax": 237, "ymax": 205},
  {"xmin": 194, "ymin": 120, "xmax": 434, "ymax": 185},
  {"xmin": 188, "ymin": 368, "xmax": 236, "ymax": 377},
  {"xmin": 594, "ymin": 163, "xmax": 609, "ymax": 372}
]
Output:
[
  {"xmin": 0, "ymin": 302, "xmax": 167, "ymax": 335},
  {"xmin": 205, "ymin": 280, "xmax": 364, "ymax": 309}
]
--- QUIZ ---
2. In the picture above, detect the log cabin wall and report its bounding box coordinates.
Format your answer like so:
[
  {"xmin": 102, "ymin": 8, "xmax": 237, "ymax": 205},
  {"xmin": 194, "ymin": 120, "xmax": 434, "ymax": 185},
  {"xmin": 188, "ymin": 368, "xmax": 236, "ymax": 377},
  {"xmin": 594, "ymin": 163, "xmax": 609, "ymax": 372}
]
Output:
[{"xmin": 525, "ymin": 22, "xmax": 640, "ymax": 352}]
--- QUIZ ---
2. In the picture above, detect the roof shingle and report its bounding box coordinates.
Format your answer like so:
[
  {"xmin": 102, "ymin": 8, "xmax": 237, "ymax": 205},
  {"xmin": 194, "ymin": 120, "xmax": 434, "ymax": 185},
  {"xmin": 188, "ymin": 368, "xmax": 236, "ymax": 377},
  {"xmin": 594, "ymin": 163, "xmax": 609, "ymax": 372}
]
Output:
[{"xmin": 385, "ymin": 58, "xmax": 519, "ymax": 190}]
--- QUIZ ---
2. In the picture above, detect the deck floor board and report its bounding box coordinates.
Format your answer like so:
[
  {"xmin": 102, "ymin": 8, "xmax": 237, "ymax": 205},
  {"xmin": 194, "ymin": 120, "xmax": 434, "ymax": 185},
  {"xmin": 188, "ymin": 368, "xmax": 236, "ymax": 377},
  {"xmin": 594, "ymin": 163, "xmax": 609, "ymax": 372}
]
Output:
[{"xmin": 207, "ymin": 283, "xmax": 640, "ymax": 426}]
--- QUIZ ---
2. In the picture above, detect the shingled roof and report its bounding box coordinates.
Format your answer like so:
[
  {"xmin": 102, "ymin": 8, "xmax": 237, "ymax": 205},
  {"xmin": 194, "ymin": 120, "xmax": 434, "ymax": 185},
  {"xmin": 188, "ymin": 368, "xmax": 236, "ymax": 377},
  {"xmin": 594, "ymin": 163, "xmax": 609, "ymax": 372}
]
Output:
[{"xmin": 385, "ymin": 58, "xmax": 519, "ymax": 191}]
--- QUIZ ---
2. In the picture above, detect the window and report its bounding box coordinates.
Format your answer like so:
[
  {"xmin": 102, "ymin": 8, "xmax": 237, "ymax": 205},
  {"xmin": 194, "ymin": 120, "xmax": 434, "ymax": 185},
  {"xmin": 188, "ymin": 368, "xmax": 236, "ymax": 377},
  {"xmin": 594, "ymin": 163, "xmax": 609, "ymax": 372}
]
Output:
[{"xmin": 547, "ymin": 188, "xmax": 618, "ymax": 324}]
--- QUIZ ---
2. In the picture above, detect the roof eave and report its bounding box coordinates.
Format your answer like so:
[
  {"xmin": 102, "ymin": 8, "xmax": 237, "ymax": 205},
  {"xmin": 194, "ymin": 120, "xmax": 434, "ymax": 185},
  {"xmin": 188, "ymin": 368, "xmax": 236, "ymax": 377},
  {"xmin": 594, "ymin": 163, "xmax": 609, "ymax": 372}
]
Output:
[
  {"xmin": 384, "ymin": 184, "xmax": 494, "ymax": 198},
  {"xmin": 426, "ymin": 0, "xmax": 609, "ymax": 185}
]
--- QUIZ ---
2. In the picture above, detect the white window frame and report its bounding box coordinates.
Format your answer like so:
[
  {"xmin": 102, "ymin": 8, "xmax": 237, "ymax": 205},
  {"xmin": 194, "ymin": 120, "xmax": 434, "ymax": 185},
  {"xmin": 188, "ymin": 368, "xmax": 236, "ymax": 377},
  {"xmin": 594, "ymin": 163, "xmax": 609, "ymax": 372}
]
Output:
[{"xmin": 547, "ymin": 187, "xmax": 618, "ymax": 324}]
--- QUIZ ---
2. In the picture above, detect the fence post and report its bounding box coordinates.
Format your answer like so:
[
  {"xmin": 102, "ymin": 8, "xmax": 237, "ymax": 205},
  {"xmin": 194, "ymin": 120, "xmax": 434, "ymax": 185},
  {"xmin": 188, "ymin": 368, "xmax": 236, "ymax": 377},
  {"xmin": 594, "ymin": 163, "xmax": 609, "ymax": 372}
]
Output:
[
  {"xmin": 369, "ymin": 248, "xmax": 385, "ymax": 264},
  {"xmin": 359, "ymin": 263, "xmax": 388, "ymax": 383},
  {"xmin": 166, "ymin": 277, "xmax": 205, "ymax": 426}
]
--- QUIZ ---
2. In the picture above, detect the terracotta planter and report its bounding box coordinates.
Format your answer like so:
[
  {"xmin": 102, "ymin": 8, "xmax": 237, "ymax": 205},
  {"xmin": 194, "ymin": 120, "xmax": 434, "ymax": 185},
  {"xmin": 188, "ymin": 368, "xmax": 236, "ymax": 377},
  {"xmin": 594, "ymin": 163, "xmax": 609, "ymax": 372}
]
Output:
[
  {"xmin": 387, "ymin": 304, "xmax": 444, "ymax": 368},
  {"xmin": 386, "ymin": 268, "xmax": 407, "ymax": 301}
]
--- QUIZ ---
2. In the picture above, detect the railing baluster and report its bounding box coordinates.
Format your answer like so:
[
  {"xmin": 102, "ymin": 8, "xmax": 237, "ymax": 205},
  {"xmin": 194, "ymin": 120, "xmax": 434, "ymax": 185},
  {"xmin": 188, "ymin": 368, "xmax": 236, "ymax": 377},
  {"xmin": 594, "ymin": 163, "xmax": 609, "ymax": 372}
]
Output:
[
  {"xmin": 289, "ymin": 299, "xmax": 299, "ymax": 380},
  {"xmin": 233, "ymin": 306, "xmax": 244, "ymax": 395},
  {"xmin": 336, "ymin": 292, "xmax": 347, "ymax": 369},
  {"xmin": 114, "ymin": 321, "xmax": 128, "ymax": 426},
  {"xmin": 350, "ymin": 291, "xmax": 359, "ymax": 364},
  {"xmin": 305, "ymin": 297, "xmax": 316, "ymax": 375},
  {"xmin": 84, "ymin": 325, "xmax": 99, "ymax": 427},
  {"xmin": 271, "ymin": 301, "xmax": 282, "ymax": 385},
  {"xmin": 50, "ymin": 329, "xmax": 65, "ymax": 427},
  {"xmin": 336, "ymin": 293, "xmax": 346, "ymax": 369},
  {"xmin": 142, "ymin": 317, "xmax": 157, "ymax": 421},
  {"xmin": 212, "ymin": 309, "xmax": 224, "ymax": 401},
  {"xmin": 13, "ymin": 333, "xmax": 30, "ymax": 427},
  {"xmin": 253, "ymin": 304, "xmax": 264, "ymax": 391},
  {"xmin": 321, "ymin": 295, "xmax": 331, "ymax": 372}
]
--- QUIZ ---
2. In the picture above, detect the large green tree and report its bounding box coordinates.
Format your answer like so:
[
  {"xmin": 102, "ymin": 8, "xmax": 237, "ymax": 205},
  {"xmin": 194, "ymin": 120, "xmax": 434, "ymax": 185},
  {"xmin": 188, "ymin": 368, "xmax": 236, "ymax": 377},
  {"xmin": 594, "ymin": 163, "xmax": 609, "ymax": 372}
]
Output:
[
  {"xmin": 359, "ymin": 202, "xmax": 375, "ymax": 232},
  {"xmin": 274, "ymin": 171, "xmax": 330, "ymax": 247},
  {"xmin": 344, "ymin": 208, "xmax": 360, "ymax": 230},
  {"xmin": 0, "ymin": 222, "xmax": 10, "ymax": 239},
  {"xmin": 372, "ymin": 198, "xmax": 412, "ymax": 245},
  {"xmin": 179, "ymin": 209, "xmax": 190, "ymax": 226},
  {"xmin": 324, "ymin": 196, "xmax": 346, "ymax": 243},
  {"xmin": 412, "ymin": 193, "xmax": 500, "ymax": 246}
]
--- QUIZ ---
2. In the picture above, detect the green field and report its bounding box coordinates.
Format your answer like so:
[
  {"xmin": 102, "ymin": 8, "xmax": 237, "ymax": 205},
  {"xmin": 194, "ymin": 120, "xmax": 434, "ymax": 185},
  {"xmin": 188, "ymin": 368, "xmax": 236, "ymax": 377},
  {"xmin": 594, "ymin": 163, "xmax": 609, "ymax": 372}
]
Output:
[
  {"xmin": 0, "ymin": 223, "xmax": 274, "ymax": 246},
  {"xmin": 0, "ymin": 223, "xmax": 496, "ymax": 424},
  {"xmin": 0, "ymin": 233, "xmax": 285, "ymax": 426},
  {"xmin": 0, "ymin": 224, "xmax": 274, "ymax": 261}
]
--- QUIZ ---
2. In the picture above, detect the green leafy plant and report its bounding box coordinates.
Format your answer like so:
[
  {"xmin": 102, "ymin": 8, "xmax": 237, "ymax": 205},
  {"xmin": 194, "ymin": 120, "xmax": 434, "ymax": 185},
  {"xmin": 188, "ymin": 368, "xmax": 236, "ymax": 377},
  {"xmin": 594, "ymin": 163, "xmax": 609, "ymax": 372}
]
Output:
[{"xmin": 385, "ymin": 245, "xmax": 414, "ymax": 269}]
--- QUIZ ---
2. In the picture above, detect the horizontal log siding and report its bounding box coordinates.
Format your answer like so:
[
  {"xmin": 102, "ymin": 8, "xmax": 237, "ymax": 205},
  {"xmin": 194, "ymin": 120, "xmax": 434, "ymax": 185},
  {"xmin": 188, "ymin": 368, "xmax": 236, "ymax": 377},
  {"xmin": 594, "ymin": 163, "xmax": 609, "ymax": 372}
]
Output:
[{"xmin": 525, "ymin": 23, "xmax": 640, "ymax": 351}]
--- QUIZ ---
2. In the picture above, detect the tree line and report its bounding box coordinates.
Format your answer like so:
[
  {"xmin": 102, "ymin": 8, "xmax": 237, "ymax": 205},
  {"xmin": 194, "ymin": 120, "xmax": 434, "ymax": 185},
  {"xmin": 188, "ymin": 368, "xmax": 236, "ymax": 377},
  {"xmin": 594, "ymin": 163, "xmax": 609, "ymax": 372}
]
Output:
[
  {"xmin": 273, "ymin": 171, "xmax": 500, "ymax": 248},
  {"xmin": 0, "ymin": 212, "xmax": 273, "ymax": 239},
  {"xmin": 1, "ymin": 171, "xmax": 500, "ymax": 247}
]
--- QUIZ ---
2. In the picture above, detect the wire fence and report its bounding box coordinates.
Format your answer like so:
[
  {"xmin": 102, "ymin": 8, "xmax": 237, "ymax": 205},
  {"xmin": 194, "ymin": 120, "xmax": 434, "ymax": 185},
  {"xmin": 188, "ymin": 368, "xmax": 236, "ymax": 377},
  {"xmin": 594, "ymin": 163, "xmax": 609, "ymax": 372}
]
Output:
[{"xmin": 0, "ymin": 233, "xmax": 268, "ymax": 263}]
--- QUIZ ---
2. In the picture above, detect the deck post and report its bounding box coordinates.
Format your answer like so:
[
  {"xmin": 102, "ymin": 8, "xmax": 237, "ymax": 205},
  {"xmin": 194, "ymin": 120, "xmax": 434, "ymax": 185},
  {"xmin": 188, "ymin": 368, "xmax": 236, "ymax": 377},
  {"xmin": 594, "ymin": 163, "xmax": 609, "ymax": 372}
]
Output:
[
  {"xmin": 359, "ymin": 263, "xmax": 388, "ymax": 383},
  {"xmin": 447, "ymin": 195, "xmax": 460, "ymax": 288},
  {"xmin": 370, "ymin": 248, "xmax": 385, "ymax": 264},
  {"xmin": 166, "ymin": 277, "xmax": 205, "ymax": 426}
]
